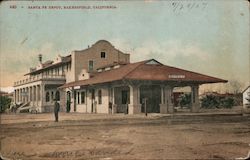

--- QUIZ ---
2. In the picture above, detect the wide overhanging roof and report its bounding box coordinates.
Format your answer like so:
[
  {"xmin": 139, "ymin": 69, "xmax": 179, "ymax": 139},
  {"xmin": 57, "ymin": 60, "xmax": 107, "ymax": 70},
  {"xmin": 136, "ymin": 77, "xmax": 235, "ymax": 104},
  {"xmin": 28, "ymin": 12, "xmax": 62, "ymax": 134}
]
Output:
[{"xmin": 59, "ymin": 59, "xmax": 227, "ymax": 89}]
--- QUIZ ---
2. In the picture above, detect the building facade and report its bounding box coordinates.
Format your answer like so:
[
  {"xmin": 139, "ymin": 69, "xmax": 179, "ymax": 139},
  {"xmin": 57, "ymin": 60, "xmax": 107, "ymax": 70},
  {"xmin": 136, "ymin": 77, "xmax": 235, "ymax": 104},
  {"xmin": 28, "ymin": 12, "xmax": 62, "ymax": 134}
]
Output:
[{"xmin": 14, "ymin": 40, "xmax": 227, "ymax": 114}]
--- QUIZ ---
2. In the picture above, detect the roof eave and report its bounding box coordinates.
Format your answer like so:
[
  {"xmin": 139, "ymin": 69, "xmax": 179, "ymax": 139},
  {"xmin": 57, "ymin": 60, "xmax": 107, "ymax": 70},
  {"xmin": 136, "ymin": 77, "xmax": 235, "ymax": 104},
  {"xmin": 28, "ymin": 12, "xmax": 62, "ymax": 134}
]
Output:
[{"xmin": 24, "ymin": 60, "xmax": 71, "ymax": 76}]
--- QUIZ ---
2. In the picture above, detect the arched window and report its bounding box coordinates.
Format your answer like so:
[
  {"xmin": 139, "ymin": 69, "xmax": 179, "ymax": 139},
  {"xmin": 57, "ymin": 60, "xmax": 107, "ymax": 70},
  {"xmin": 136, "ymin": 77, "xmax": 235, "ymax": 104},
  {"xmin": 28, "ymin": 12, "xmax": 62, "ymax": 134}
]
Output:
[{"xmin": 46, "ymin": 92, "xmax": 50, "ymax": 102}]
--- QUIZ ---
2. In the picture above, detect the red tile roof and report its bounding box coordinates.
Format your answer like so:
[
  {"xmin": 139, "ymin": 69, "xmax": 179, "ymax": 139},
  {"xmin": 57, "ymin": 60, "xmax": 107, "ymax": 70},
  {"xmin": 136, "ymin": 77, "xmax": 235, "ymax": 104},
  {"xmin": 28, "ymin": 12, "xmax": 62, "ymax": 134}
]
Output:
[
  {"xmin": 96, "ymin": 61, "xmax": 129, "ymax": 70},
  {"xmin": 59, "ymin": 59, "xmax": 227, "ymax": 89}
]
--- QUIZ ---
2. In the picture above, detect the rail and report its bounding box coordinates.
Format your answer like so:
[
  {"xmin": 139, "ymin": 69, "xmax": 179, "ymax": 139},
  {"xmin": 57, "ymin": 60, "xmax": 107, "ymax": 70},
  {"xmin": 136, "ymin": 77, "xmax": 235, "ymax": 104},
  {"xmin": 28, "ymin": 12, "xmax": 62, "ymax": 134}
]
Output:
[{"xmin": 14, "ymin": 74, "xmax": 65, "ymax": 86}]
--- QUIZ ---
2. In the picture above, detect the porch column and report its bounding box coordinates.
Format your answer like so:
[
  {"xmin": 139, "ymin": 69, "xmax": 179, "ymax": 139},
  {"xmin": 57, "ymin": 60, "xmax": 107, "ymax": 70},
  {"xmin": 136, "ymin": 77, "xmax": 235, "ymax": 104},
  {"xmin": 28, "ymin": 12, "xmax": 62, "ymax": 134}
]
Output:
[
  {"xmin": 25, "ymin": 87, "xmax": 28, "ymax": 103},
  {"xmin": 29, "ymin": 86, "xmax": 33, "ymax": 105},
  {"xmin": 17, "ymin": 89, "xmax": 20, "ymax": 103},
  {"xmin": 33, "ymin": 86, "xmax": 36, "ymax": 102},
  {"xmin": 191, "ymin": 85, "xmax": 200, "ymax": 112},
  {"xmin": 20, "ymin": 89, "xmax": 22, "ymax": 103},
  {"xmin": 24, "ymin": 88, "xmax": 26, "ymax": 103},
  {"xmin": 27, "ymin": 87, "xmax": 29, "ymax": 102},
  {"xmin": 37, "ymin": 85, "xmax": 40, "ymax": 101},
  {"xmin": 128, "ymin": 85, "xmax": 141, "ymax": 114},
  {"xmin": 22, "ymin": 88, "xmax": 25, "ymax": 102},
  {"xmin": 18, "ymin": 88, "xmax": 21, "ymax": 102},
  {"xmin": 40, "ymin": 84, "xmax": 45, "ymax": 112},
  {"xmin": 59, "ymin": 89, "xmax": 65, "ymax": 112},
  {"xmin": 111, "ymin": 87, "xmax": 117, "ymax": 114},
  {"xmin": 22, "ymin": 88, "xmax": 24, "ymax": 102},
  {"xmin": 21, "ymin": 88, "xmax": 25, "ymax": 103},
  {"xmin": 160, "ymin": 85, "xmax": 168, "ymax": 114},
  {"xmin": 19, "ymin": 89, "xmax": 21, "ymax": 103},
  {"xmin": 14, "ymin": 90, "xmax": 16, "ymax": 104},
  {"xmin": 166, "ymin": 86, "xmax": 174, "ymax": 113},
  {"xmin": 16, "ymin": 89, "xmax": 18, "ymax": 103},
  {"xmin": 36, "ymin": 85, "xmax": 39, "ymax": 106}
]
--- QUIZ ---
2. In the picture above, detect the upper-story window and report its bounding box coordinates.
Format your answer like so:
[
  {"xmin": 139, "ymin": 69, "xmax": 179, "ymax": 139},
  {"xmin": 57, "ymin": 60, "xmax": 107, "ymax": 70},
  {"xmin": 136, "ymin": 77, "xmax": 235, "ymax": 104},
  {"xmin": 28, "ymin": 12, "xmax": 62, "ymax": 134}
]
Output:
[
  {"xmin": 88, "ymin": 60, "xmax": 94, "ymax": 72},
  {"xmin": 101, "ymin": 52, "xmax": 106, "ymax": 58}
]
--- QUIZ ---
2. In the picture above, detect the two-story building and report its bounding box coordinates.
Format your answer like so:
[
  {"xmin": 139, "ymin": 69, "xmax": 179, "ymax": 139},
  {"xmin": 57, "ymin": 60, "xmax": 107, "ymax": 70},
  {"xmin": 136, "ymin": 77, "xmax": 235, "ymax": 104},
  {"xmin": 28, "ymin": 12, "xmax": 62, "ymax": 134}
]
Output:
[
  {"xmin": 13, "ymin": 40, "xmax": 129, "ymax": 112},
  {"xmin": 14, "ymin": 40, "xmax": 227, "ymax": 114}
]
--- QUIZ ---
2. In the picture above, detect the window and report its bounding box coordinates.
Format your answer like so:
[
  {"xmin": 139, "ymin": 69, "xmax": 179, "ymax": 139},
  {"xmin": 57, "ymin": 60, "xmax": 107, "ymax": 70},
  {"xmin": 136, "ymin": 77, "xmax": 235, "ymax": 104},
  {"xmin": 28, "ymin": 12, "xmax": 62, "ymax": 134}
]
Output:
[
  {"xmin": 98, "ymin": 90, "xmax": 102, "ymax": 104},
  {"xmin": 46, "ymin": 92, "xmax": 50, "ymax": 102},
  {"xmin": 101, "ymin": 52, "xmax": 106, "ymax": 58},
  {"xmin": 77, "ymin": 92, "xmax": 80, "ymax": 104},
  {"xmin": 81, "ymin": 92, "xmax": 85, "ymax": 104},
  {"xmin": 88, "ymin": 60, "xmax": 94, "ymax": 71}
]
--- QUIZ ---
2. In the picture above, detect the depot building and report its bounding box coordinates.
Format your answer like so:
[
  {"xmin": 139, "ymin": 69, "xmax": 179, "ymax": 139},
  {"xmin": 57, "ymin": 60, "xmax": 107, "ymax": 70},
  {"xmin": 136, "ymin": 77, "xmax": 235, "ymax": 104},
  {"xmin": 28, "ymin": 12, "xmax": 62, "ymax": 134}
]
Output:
[
  {"xmin": 14, "ymin": 40, "xmax": 227, "ymax": 114},
  {"xmin": 58, "ymin": 41, "xmax": 227, "ymax": 114}
]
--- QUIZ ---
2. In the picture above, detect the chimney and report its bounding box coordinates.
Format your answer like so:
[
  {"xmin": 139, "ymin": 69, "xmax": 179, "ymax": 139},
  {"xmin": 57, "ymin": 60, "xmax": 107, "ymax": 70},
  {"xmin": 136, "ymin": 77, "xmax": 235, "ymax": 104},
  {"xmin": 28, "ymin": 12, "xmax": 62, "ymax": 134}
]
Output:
[{"xmin": 38, "ymin": 54, "xmax": 42, "ymax": 63}]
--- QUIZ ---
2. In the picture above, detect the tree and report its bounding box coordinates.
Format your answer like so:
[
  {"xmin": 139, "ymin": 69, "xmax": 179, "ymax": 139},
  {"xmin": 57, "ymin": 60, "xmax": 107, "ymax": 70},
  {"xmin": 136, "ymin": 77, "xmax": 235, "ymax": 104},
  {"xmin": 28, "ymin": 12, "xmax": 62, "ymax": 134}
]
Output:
[
  {"xmin": 228, "ymin": 80, "xmax": 243, "ymax": 94},
  {"xmin": 0, "ymin": 96, "xmax": 11, "ymax": 113}
]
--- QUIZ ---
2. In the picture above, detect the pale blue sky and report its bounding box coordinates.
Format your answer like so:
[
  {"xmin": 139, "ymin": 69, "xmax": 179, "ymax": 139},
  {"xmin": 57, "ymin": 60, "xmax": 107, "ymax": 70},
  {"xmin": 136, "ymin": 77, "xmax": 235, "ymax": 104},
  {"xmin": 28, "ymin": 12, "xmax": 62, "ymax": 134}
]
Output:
[{"xmin": 0, "ymin": 0, "xmax": 249, "ymax": 92}]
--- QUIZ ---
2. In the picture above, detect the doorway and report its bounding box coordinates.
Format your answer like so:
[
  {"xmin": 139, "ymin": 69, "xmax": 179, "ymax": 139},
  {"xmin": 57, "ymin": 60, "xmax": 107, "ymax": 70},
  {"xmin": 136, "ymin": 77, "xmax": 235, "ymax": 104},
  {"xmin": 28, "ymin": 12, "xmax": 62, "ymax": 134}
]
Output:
[{"xmin": 140, "ymin": 85, "xmax": 161, "ymax": 113}]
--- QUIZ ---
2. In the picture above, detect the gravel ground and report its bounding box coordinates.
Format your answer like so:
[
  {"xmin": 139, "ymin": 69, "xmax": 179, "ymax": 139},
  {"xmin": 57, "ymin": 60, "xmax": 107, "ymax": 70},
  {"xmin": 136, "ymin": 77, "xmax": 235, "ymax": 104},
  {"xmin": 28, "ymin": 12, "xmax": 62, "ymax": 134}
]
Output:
[{"xmin": 0, "ymin": 112, "xmax": 250, "ymax": 160}]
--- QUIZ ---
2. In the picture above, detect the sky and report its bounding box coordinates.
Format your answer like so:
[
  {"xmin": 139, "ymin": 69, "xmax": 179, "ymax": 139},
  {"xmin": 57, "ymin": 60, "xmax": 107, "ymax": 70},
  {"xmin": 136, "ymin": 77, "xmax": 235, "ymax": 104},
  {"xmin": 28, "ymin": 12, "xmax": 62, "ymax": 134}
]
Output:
[{"xmin": 0, "ymin": 0, "xmax": 249, "ymax": 93}]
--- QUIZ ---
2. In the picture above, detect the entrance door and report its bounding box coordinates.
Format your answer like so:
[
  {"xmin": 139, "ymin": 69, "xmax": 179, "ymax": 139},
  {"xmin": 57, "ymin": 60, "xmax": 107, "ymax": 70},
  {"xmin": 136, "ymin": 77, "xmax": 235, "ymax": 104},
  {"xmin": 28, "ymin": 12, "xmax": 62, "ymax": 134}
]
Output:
[
  {"xmin": 121, "ymin": 90, "xmax": 129, "ymax": 114},
  {"xmin": 140, "ymin": 85, "xmax": 161, "ymax": 113}
]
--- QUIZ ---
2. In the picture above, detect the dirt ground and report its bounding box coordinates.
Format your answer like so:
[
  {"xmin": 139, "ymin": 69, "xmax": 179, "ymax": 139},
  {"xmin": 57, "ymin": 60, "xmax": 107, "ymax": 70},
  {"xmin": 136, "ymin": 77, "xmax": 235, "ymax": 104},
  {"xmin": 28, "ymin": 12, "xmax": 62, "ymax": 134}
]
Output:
[{"xmin": 0, "ymin": 112, "xmax": 250, "ymax": 160}]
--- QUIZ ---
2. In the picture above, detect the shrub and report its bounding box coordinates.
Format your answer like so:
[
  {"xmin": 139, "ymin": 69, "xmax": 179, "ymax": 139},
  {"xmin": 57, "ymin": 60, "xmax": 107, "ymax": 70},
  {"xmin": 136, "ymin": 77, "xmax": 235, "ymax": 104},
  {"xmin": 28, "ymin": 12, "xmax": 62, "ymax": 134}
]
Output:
[
  {"xmin": 201, "ymin": 95, "xmax": 220, "ymax": 109},
  {"xmin": 201, "ymin": 95, "xmax": 235, "ymax": 109},
  {"xmin": 221, "ymin": 97, "xmax": 234, "ymax": 108},
  {"xmin": 0, "ymin": 96, "xmax": 11, "ymax": 113},
  {"xmin": 179, "ymin": 93, "xmax": 191, "ymax": 108}
]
